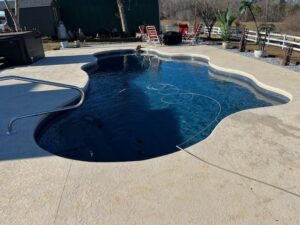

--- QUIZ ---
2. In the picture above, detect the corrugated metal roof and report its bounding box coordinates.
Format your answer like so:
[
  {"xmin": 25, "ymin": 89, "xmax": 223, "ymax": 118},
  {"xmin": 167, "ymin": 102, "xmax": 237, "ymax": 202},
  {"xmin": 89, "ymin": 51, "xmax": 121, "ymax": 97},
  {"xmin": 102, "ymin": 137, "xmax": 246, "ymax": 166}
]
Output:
[
  {"xmin": 20, "ymin": 0, "xmax": 53, "ymax": 8},
  {"xmin": 0, "ymin": 0, "xmax": 53, "ymax": 10},
  {"xmin": 0, "ymin": 2, "xmax": 13, "ymax": 10}
]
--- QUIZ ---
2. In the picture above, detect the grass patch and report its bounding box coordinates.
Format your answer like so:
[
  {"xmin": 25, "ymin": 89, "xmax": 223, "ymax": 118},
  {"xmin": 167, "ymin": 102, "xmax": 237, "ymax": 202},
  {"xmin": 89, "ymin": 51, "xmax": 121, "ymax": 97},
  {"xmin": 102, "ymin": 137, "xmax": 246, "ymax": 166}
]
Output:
[{"xmin": 42, "ymin": 37, "xmax": 141, "ymax": 51}]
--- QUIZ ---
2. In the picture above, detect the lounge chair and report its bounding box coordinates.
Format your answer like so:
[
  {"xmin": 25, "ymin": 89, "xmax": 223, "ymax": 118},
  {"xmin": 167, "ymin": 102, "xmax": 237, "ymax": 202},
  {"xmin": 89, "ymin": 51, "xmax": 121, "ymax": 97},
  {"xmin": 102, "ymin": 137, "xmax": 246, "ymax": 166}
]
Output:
[
  {"xmin": 183, "ymin": 24, "xmax": 203, "ymax": 45},
  {"xmin": 146, "ymin": 26, "xmax": 162, "ymax": 45},
  {"xmin": 138, "ymin": 25, "xmax": 148, "ymax": 42}
]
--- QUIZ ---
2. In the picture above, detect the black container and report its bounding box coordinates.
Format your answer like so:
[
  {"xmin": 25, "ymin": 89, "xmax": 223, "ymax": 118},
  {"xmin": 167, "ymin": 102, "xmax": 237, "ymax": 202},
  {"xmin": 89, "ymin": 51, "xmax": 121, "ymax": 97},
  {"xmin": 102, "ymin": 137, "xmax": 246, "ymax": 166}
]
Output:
[
  {"xmin": 0, "ymin": 31, "xmax": 45, "ymax": 65},
  {"xmin": 163, "ymin": 31, "xmax": 182, "ymax": 46}
]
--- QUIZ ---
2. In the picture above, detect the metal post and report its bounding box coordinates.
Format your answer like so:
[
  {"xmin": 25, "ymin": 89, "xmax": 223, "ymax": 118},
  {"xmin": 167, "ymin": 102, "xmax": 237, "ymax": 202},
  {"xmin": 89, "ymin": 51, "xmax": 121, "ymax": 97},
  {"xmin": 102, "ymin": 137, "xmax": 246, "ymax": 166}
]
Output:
[{"xmin": 0, "ymin": 76, "xmax": 85, "ymax": 135}]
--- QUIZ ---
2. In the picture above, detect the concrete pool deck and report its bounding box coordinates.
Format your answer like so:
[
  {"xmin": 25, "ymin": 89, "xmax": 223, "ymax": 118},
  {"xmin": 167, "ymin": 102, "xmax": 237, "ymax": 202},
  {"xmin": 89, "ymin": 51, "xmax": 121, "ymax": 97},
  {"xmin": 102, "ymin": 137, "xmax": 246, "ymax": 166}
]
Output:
[{"xmin": 1, "ymin": 43, "xmax": 300, "ymax": 225}]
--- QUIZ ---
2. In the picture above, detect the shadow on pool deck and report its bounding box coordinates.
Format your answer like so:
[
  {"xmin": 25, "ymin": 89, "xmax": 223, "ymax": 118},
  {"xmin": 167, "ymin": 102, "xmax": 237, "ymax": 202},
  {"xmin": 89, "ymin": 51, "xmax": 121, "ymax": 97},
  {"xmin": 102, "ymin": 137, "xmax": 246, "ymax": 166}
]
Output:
[
  {"xmin": 0, "ymin": 55, "xmax": 184, "ymax": 162},
  {"xmin": 0, "ymin": 81, "xmax": 79, "ymax": 161}
]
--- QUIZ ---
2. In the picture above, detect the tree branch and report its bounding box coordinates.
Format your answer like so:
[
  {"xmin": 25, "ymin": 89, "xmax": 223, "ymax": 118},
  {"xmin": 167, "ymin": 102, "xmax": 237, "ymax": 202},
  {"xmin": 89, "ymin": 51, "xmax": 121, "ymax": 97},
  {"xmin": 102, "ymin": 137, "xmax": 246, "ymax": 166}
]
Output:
[
  {"xmin": 3, "ymin": 0, "xmax": 21, "ymax": 32},
  {"xmin": 4, "ymin": 0, "xmax": 17, "ymax": 21}
]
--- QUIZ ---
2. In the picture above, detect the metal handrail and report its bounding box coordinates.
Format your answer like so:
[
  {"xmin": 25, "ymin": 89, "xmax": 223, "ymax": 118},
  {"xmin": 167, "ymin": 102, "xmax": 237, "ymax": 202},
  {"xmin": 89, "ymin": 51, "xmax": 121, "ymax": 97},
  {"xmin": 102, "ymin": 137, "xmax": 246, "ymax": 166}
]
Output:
[{"xmin": 0, "ymin": 76, "xmax": 85, "ymax": 135}]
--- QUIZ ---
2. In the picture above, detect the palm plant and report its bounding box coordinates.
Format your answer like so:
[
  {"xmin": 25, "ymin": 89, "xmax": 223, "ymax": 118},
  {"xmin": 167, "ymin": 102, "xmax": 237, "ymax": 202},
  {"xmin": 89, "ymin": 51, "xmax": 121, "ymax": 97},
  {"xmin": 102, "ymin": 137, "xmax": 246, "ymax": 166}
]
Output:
[
  {"xmin": 239, "ymin": 0, "xmax": 259, "ymax": 43},
  {"xmin": 216, "ymin": 8, "xmax": 237, "ymax": 42}
]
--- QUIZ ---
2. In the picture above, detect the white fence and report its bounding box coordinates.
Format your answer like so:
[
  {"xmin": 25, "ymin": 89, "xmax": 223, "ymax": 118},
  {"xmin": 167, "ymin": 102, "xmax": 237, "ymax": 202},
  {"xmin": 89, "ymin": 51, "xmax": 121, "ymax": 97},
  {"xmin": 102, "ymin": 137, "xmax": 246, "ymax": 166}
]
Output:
[
  {"xmin": 161, "ymin": 24, "xmax": 300, "ymax": 52},
  {"xmin": 161, "ymin": 25, "xmax": 178, "ymax": 33},
  {"xmin": 203, "ymin": 26, "xmax": 300, "ymax": 52}
]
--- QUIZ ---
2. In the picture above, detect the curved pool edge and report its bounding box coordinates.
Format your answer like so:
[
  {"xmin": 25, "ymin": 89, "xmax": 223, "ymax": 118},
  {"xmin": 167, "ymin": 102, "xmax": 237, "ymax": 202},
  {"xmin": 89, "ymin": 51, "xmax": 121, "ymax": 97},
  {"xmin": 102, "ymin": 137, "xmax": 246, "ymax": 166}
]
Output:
[
  {"xmin": 33, "ymin": 48, "xmax": 293, "ymax": 163},
  {"xmin": 92, "ymin": 48, "xmax": 293, "ymax": 103},
  {"xmin": 2, "ymin": 45, "xmax": 300, "ymax": 225},
  {"xmin": 144, "ymin": 48, "xmax": 293, "ymax": 103},
  {"xmin": 32, "ymin": 54, "xmax": 99, "ymax": 150}
]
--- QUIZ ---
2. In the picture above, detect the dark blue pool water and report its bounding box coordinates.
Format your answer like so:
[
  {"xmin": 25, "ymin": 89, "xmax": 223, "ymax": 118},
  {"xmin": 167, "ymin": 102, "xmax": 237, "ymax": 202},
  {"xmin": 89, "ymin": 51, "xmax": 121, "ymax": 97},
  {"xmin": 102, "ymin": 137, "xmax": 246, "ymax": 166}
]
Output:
[{"xmin": 36, "ymin": 53, "xmax": 284, "ymax": 162}]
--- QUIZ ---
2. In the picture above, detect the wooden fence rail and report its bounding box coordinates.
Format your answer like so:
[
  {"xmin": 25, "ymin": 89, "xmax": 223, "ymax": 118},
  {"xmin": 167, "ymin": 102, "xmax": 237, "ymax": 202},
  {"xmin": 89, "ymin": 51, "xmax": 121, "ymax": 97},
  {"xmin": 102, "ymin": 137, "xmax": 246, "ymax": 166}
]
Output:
[
  {"xmin": 203, "ymin": 26, "xmax": 300, "ymax": 52},
  {"xmin": 161, "ymin": 24, "xmax": 300, "ymax": 52}
]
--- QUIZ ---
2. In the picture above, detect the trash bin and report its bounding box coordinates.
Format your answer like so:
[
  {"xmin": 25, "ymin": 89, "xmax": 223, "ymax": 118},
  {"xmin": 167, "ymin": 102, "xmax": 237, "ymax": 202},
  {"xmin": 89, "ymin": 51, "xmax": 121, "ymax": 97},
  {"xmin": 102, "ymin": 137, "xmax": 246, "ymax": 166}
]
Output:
[
  {"xmin": 0, "ymin": 31, "xmax": 45, "ymax": 65},
  {"xmin": 179, "ymin": 23, "xmax": 189, "ymax": 36},
  {"xmin": 163, "ymin": 31, "xmax": 182, "ymax": 46}
]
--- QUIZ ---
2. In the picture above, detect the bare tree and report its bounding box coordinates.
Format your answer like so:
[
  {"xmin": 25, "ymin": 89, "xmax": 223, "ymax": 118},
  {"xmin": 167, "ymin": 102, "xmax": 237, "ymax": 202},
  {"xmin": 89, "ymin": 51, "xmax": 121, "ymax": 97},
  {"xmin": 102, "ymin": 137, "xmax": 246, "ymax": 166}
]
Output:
[
  {"xmin": 160, "ymin": 0, "xmax": 239, "ymax": 21},
  {"xmin": 117, "ymin": 0, "xmax": 129, "ymax": 33},
  {"xmin": 197, "ymin": 1, "xmax": 217, "ymax": 39},
  {"xmin": 159, "ymin": 0, "xmax": 300, "ymax": 34},
  {"xmin": 4, "ymin": 0, "xmax": 21, "ymax": 32}
]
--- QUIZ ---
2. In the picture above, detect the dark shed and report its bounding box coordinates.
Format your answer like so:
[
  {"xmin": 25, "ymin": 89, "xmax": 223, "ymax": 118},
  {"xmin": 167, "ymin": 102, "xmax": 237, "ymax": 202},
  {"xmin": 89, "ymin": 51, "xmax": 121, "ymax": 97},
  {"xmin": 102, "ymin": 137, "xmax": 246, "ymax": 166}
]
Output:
[
  {"xmin": 57, "ymin": 0, "xmax": 160, "ymax": 36},
  {"xmin": 0, "ymin": 0, "xmax": 59, "ymax": 37}
]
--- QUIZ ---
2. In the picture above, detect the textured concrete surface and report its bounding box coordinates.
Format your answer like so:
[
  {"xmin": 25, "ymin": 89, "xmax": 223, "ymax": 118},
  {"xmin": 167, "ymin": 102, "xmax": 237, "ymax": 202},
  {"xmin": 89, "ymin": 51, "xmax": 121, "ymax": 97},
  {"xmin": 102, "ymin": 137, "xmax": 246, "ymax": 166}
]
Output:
[{"xmin": 1, "ymin": 43, "xmax": 300, "ymax": 225}]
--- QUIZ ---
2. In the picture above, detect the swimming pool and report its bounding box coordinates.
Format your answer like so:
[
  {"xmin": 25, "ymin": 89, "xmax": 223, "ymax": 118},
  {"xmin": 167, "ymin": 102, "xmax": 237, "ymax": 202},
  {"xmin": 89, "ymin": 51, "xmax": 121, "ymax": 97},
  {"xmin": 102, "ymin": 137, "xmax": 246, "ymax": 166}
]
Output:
[{"xmin": 36, "ymin": 50, "xmax": 287, "ymax": 162}]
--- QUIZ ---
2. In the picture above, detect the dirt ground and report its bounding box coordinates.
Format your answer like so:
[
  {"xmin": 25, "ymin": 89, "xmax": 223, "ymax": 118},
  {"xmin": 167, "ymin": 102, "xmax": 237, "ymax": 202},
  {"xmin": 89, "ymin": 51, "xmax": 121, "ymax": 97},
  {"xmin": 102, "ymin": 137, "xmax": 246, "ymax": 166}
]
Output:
[
  {"xmin": 42, "ymin": 41, "xmax": 112, "ymax": 51},
  {"xmin": 43, "ymin": 42, "xmax": 60, "ymax": 51},
  {"xmin": 241, "ymin": 22, "xmax": 300, "ymax": 36},
  {"xmin": 231, "ymin": 42, "xmax": 300, "ymax": 64}
]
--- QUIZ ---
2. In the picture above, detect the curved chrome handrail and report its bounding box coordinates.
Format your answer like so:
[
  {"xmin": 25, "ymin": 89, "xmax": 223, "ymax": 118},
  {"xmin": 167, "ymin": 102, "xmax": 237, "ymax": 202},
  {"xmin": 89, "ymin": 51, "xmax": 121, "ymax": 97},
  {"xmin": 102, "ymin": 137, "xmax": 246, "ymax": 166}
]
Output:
[{"xmin": 0, "ymin": 76, "xmax": 85, "ymax": 135}]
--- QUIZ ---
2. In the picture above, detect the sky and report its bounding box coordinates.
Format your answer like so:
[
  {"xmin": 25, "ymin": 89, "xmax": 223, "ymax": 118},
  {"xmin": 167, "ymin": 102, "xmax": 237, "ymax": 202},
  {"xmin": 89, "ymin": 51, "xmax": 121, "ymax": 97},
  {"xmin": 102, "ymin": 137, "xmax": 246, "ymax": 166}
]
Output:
[
  {"xmin": 0, "ymin": 0, "xmax": 4, "ymax": 17},
  {"xmin": 0, "ymin": 0, "xmax": 6, "ymax": 17}
]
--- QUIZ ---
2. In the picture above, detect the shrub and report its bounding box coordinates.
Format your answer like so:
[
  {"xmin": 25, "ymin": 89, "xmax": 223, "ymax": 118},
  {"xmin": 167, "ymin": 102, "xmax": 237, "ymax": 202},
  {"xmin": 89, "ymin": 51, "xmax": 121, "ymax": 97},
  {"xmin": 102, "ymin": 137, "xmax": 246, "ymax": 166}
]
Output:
[{"xmin": 216, "ymin": 8, "xmax": 237, "ymax": 41}]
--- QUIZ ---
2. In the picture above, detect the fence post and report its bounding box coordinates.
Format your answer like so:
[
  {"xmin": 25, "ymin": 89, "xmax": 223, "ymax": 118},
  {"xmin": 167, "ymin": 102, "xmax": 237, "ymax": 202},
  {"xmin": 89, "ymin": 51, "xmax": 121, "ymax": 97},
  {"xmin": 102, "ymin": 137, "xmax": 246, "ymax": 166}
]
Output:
[
  {"xmin": 239, "ymin": 28, "xmax": 248, "ymax": 52},
  {"xmin": 281, "ymin": 45, "xmax": 293, "ymax": 66},
  {"xmin": 209, "ymin": 26, "xmax": 300, "ymax": 52},
  {"xmin": 282, "ymin": 35, "xmax": 287, "ymax": 49},
  {"xmin": 255, "ymin": 30, "xmax": 258, "ymax": 43}
]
